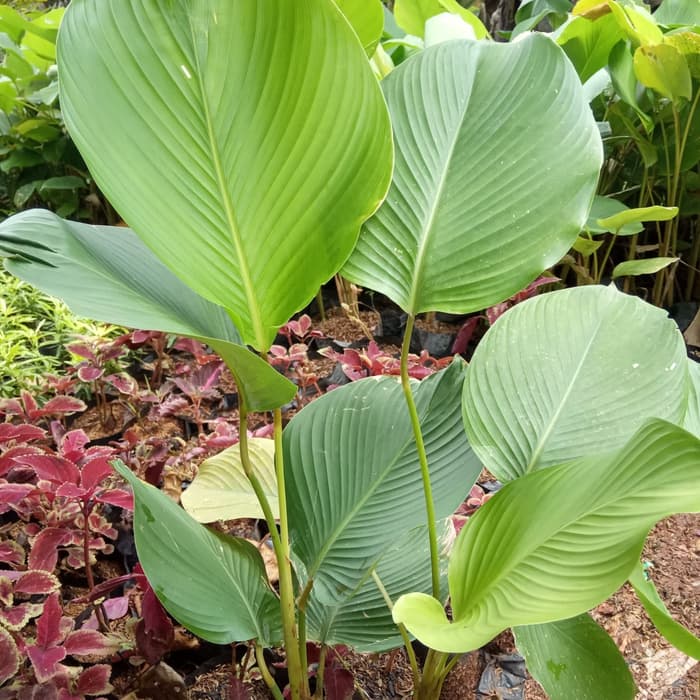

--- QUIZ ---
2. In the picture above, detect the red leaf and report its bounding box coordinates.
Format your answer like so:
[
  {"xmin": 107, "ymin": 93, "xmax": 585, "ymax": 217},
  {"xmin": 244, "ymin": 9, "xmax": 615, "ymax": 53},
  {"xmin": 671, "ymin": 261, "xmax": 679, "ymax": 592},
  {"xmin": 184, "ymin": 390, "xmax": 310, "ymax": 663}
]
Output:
[
  {"xmin": 486, "ymin": 301, "xmax": 510, "ymax": 326},
  {"xmin": 0, "ymin": 483, "xmax": 34, "ymax": 509},
  {"xmin": 15, "ymin": 570, "xmax": 60, "ymax": 595},
  {"xmin": 77, "ymin": 366, "xmax": 103, "ymax": 382},
  {"xmin": 27, "ymin": 645, "xmax": 66, "ymax": 683},
  {"xmin": 35, "ymin": 593, "xmax": 64, "ymax": 648},
  {"xmin": 0, "ymin": 601, "xmax": 44, "ymax": 631},
  {"xmin": 135, "ymin": 587, "xmax": 174, "ymax": 664},
  {"xmin": 66, "ymin": 343, "xmax": 96, "ymax": 360},
  {"xmin": 0, "ymin": 576, "xmax": 12, "ymax": 606},
  {"xmin": 29, "ymin": 528, "xmax": 73, "ymax": 572},
  {"xmin": 324, "ymin": 666, "xmax": 354, "ymax": 700},
  {"xmin": 41, "ymin": 396, "xmax": 87, "ymax": 416},
  {"xmin": 0, "ymin": 423, "xmax": 46, "ymax": 443},
  {"xmin": 55, "ymin": 483, "xmax": 87, "ymax": 500},
  {"xmin": 80, "ymin": 458, "xmax": 113, "ymax": 492},
  {"xmin": 102, "ymin": 595, "xmax": 130, "ymax": 620},
  {"xmin": 0, "ymin": 626, "xmax": 19, "ymax": 684},
  {"xmin": 230, "ymin": 677, "xmax": 252, "ymax": 700},
  {"xmin": 95, "ymin": 487, "xmax": 133, "ymax": 510},
  {"xmin": 74, "ymin": 664, "xmax": 113, "ymax": 695},
  {"xmin": 64, "ymin": 629, "xmax": 116, "ymax": 656},
  {"xmin": 0, "ymin": 445, "xmax": 43, "ymax": 477},
  {"xmin": 18, "ymin": 455, "xmax": 80, "ymax": 485},
  {"xmin": 452, "ymin": 316, "xmax": 482, "ymax": 355},
  {"xmin": 105, "ymin": 372, "xmax": 137, "ymax": 395}
]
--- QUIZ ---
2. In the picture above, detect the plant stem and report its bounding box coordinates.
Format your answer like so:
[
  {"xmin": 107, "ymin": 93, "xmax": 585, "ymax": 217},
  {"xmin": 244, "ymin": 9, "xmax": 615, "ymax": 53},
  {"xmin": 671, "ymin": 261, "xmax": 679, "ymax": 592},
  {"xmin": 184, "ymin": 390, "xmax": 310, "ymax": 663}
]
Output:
[
  {"xmin": 415, "ymin": 648, "xmax": 451, "ymax": 700},
  {"xmin": 312, "ymin": 646, "xmax": 328, "ymax": 700},
  {"xmin": 371, "ymin": 569, "xmax": 421, "ymax": 688},
  {"xmin": 400, "ymin": 314, "xmax": 440, "ymax": 598},
  {"xmin": 83, "ymin": 503, "xmax": 108, "ymax": 632},
  {"xmin": 256, "ymin": 642, "xmax": 284, "ymax": 700},
  {"xmin": 239, "ymin": 406, "xmax": 308, "ymax": 700},
  {"xmin": 315, "ymin": 289, "xmax": 326, "ymax": 322}
]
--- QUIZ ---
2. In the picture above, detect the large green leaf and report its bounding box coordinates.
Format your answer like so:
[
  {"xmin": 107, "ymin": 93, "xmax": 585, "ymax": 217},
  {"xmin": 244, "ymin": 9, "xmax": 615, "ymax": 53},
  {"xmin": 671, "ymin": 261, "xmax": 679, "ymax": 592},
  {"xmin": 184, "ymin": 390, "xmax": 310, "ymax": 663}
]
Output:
[
  {"xmin": 393, "ymin": 419, "xmax": 700, "ymax": 652},
  {"xmin": 394, "ymin": 0, "xmax": 442, "ymax": 35},
  {"xmin": 463, "ymin": 285, "xmax": 687, "ymax": 481},
  {"xmin": 628, "ymin": 562, "xmax": 700, "ymax": 659},
  {"xmin": 305, "ymin": 522, "xmax": 451, "ymax": 652},
  {"xmin": 181, "ymin": 438, "xmax": 277, "ymax": 522},
  {"xmin": 343, "ymin": 34, "xmax": 602, "ymax": 316},
  {"xmin": 113, "ymin": 461, "xmax": 282, "ymax": 646},
  {"xmin": 58, "ymin": 0, "xmax": 393, "ymax": 351},
  {"xmin": 0, "ymin": 209, "xmax": 295, "ymax": 411},
  {"xmin": 514, "ymin": 614, "xmax": 636, "ymax": 700},
  {"xmin": 654, "ymin": 0, "xmax": 700, "ymax": 26},
  {"xmin": 285, "ymin": 360, "xmax": 479, "ymax": 602}
]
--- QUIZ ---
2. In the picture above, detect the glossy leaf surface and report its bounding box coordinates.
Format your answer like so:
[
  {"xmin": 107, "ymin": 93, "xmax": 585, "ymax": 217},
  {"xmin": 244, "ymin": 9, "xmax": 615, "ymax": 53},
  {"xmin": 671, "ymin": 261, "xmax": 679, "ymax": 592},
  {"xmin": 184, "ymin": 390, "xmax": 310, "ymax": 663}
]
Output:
[
  {"xmin": 393, "ymin": 420, "xmax": 700, "ymax": 652},
  {"xmin": 58, "ymin": 0, "xmax": 393, "ymax": 350},
  {"xmin": 463, "ymin": 285, "xmax": 687, "ymax": 480},
  {"xmin": 336, "ymin": 0, "xmax": 384, "ymax": 56},
  {"xmin": 181, "ymin": 438, "xmax": 277, "ymax": 522},
  {"xmin": 114, "ymin": 461, "xmax": 282, "ymax": 645},
  {"xmin": 343, "ymin": 35, "xmax": 602, "ymax": 316},
  {"xmin": 285, "ymin": 360, "xmax": 478, "ymax": 602},
  {"xmin": 0, "ymin": 210, "xmax": 295, "ymax": 411},
  {"xmin": 514, "ymin": 614, "xmax": 636, "ymax": 700}
]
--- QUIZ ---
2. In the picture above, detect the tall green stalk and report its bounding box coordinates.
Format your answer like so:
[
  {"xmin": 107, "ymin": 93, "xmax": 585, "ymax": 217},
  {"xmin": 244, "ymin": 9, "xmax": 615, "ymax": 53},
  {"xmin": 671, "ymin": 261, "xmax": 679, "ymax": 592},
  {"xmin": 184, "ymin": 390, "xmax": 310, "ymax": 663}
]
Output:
[
  {"xmin": 239, "ymin": 405, "xmax": 308, "ymax": 700},
  {"xmin": 399, "ymin": 314, "xmax": 441, "ymax": 598}
]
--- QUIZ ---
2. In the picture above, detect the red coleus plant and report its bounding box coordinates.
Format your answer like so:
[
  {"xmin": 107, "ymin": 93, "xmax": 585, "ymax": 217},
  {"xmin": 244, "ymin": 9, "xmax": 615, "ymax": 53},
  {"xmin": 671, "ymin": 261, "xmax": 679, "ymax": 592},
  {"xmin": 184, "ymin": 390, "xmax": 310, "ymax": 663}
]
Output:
[
  {"xmin": 0, "ymin": 392, "xmax": 86, "ymax": 424},
  {"xmin": 279, "ymin": 314, "xmax": 325, "ymax": 345},
  {"xmin": 320, "ymin": 341, "xmax": 451, "ymax": 384}
]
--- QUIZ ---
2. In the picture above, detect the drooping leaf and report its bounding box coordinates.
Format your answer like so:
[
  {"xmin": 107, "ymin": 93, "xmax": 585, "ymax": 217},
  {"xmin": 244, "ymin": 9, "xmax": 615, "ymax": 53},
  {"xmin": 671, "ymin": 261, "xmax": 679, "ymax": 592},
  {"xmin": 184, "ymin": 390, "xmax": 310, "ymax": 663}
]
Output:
[
  {"xmin": 336, "ymin": 0, "xmax": 385, "ymax": 56},
  {"xmin": 393, "ymin": 419, "xmax": 700, "ymax": 652},
  {"xmin": 612, "ymin": 256, "xmax": 679, "ymax": 279},
  {"xmin": 584, "ymin": 195, "xmax": 643, "ymax": 235},
  {"xmin": 58, "ymin": 0, "xmax": 393, "ymax": 351},
  {"xmin": 181, "ymin": 438, "xmax": 278, "ymax": 522},
  {"xmin": 305, "ymin": 522, "xmax": 452, "ymax": 652},
  {"xmin": 628, "ymin": 561, "xmax": 700, "ymax": 659},
  {"xmin": 285, "ymin": 360, "xmax": 478, "ymax": 602},
  {"xmin": 0, "ymin": 209, "xmax": 295, "ymax": 411},
  {"xmin": 463, "ymin": 285, "xmax": 687, "ymax": 481},
  {"xmin": 514, "ymin": 614, "xmax": 636, "ymax": 700},
  {"xmin": 113, "ymin": 460, "xmax": 282, "ymax": 646},
  {"xmin": 343, "ymin": 35, "xmax": 602, "ymax": 316}
]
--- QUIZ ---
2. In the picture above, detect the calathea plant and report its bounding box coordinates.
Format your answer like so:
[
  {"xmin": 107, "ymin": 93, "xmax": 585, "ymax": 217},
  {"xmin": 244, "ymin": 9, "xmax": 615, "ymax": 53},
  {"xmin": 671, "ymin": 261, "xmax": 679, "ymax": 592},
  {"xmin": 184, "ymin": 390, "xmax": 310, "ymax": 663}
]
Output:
[{"xmin": 0, "ymin": 1, "xmax": 698, "ymax": 699}]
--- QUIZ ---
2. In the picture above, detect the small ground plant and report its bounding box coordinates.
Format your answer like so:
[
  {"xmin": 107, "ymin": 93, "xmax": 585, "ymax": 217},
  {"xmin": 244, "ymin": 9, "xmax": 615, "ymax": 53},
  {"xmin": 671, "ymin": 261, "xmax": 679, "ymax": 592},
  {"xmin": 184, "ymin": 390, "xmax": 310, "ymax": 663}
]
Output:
[{"xmin": 1, "ymin": 2, "xmax": 699, "ymax": 699}]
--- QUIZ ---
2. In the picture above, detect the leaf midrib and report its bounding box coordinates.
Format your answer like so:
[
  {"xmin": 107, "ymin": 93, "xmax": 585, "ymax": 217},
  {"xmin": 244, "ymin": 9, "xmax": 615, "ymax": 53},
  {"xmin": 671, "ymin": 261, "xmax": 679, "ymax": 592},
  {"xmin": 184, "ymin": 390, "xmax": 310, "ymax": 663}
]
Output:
[
  {"xmin": 406, "ymin": 48, "xmax": 478, "ymax": 314},
  {"xmin": 189, "ymin": 18, "xmax": 266, "ymax": 350}
]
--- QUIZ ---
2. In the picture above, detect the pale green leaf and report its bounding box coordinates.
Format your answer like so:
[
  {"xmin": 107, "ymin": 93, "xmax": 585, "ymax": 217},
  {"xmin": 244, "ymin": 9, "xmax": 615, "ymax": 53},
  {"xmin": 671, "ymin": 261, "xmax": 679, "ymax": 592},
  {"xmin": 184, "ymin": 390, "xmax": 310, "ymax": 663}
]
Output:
[
  {"xmin": 572, "ymin": 234, "xmax": 604, "ymax": 255},
  {"xmin": 585, "ymin": 195, "xmax": 644, "ymax": 235},
  {"xmin": 463, "ymin": 285, "xmax": 687, "ymax": 480},
  {"xmin": 629, "ymin": 562, "xmax": 700, "ymax": 660},
  {"xmin": 514, "ymin": 614, "xmax": 636, "ymax": 700},
  {"xmin": 597, "ymin": 204, "xmax": 678, "ymax": 232},
  {"xmin": 285, "ymin": 360, "xmax": 479, "ymax": 602},
  {"xmin": 393, "ymin": 420, "xmax": 700, "ymax": 652},
  {"xmin": 664, "ymin": 31, "xmax": 700, "ymax": 79},
  {"xmin": 654, "ymin": 0, "xmax": 700, "ymax": 27},
  {"xmin": 0, "ymin": 209, "xmax": 296, "ymax": 411},
  {"xmin": 609, "ymin": 0, "xmax": 664, "ymax": 45},
  {"xmin": 425, "ymin": 12, "xmax": 476, "ymax": 45},
  {"xmin": 612, "ymin": 256, "xmax": 679, "ymax": 278},
  {"xmin": 181, "ymin": 438, "xmax": 277, "ymax": 522},
  {"xmin": 437, "ymin": 0, "xmax": 490, "ymax": 39},
  {"xmin": 335, "ymin": 0, "xmax": 384, "ymax": 56},
  {"xmin": 608, "ymin": 42, "xmax": 654, "ymax": 132},
  {"xmin": 634, "ymin": 44, "xmax": 692, "ymax": 103},
  {"xmin": 58, "ymin": 0, "xmax": 392, "ymax": 351},
  {"xmin": 113, "ymin": 460, "xmax": 282, "ymax": 646},
  {"xmin": 343, "ymin": 35, "xmax": 602, "ymax": 316}
]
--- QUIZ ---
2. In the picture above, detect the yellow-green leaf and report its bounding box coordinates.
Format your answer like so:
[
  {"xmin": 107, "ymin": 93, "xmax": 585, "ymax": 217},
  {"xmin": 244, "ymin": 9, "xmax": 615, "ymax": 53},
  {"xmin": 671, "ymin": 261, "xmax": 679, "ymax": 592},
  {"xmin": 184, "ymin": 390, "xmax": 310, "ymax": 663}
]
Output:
[{"xmin": 634, "ymin": 44, "xmax": 692, "ymax": 102}]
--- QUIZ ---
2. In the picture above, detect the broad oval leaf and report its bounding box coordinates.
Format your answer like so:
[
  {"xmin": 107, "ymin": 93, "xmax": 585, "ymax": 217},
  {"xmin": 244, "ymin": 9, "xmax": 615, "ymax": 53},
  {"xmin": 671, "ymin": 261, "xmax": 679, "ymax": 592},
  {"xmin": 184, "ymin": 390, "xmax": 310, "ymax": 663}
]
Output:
[
  {"xmin": 463, "ymin": 285, "xmax": 687, "ymax": 480},
  {"xmin": 393, "ymin": 419, "xmax": 700, "ymax": 652},
  {"xmin": 285, "ymin": 360, "xmax": 479, "ymax": 602},
  {"xmin": 633, "ymin": 43, "xmax": 692, "ymax": 103},
  {"xmin": 343, "ymin": 34, "xmax": 602, "ymax": 316},
  {"xmin": 585, "ymin": 195, "xmax": 643, "ymax": 235},
  {"xmin": 597, "ymin": 204, "xmax": 678, "ymax": 232},
  {"xmin": 113, "ymin": 461, "xmax": 282, "ymax": 646},
  {"xmin": 58, "ymin": 0, "xmax": 393, "ymax": 351},
  {"xmin": 612, "ymin": 256, "xmax": 679, "ymax": 279},
  {"xmin": 181, "ymin": 438, "xmax": 277, "ymax": 522},
  {"xmin": 0, "ymin": 209, "xmax": 295, "ymax": 411},
  {"xmin": 514, "ymin": 614, "xmax": 636, "ymax": 700}
]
